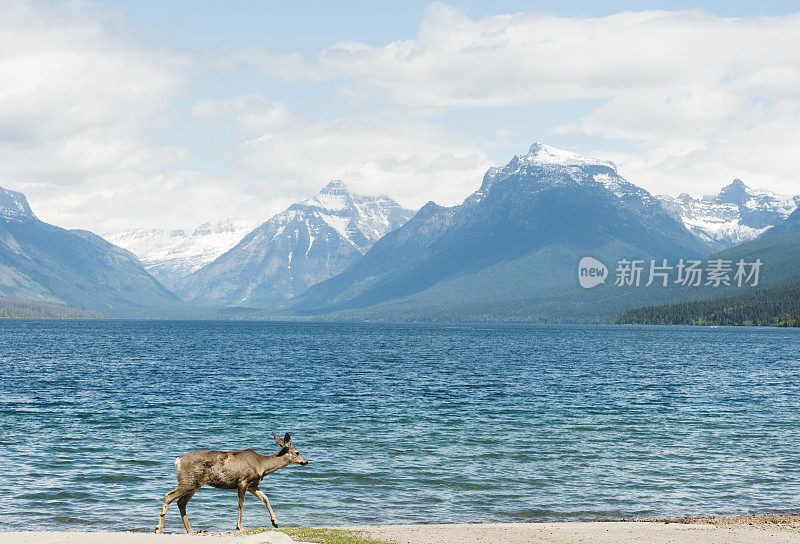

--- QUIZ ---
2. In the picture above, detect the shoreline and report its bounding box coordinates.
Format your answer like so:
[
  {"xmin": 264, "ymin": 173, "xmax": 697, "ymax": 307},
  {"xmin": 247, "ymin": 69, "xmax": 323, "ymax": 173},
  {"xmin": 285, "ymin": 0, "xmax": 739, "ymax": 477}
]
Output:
[
  {"xmin": 348, "ymin": 516, "xmax": 800, "ymax": 544},
  {"xmin": 2, "ymin": 515, "xmax": 799, "ymax": 544}
]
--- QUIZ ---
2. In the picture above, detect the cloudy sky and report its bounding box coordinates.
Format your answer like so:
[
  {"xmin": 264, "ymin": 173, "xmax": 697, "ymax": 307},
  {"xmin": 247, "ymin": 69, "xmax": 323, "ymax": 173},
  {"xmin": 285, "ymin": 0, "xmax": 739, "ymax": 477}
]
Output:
[{"xmin": 2, "ymin": 0, "xmax": 800, "ymax": 232}]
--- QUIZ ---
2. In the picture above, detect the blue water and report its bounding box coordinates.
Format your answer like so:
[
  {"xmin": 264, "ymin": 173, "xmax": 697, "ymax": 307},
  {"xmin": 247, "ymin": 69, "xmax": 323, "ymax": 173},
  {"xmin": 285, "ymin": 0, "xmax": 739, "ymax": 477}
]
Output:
[{"xmin": 0, "ymin": 321, "xmax": 799, "ymax": 532}]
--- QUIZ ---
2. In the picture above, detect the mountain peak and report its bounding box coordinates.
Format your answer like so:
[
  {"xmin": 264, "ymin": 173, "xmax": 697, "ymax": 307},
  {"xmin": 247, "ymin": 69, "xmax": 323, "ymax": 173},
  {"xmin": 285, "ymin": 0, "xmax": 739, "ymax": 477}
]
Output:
[
  {"xmin": 472, "ymin": 143, "xmax": 624, "ymax": 204},
  {"xmin": 0, "ymin": 186, "xmax": 37, "ymax": 222},
  {"xmin": 717, "ymin": 178, "xmax": 751, "ymax": 205},
  {"xmin": 175, "ymin": 182, "xmax": 414, "ymax": 307},
  {"xmin": 656, "ymin": 178, "xmax": 799, "ymax": 250},
  {"xmin": 523, "ymin": 142, "xmax": 616, "ymax": 170},
  {"xmin": 319, "ymin": 180, "xmax": 349, "ymax": 195}
]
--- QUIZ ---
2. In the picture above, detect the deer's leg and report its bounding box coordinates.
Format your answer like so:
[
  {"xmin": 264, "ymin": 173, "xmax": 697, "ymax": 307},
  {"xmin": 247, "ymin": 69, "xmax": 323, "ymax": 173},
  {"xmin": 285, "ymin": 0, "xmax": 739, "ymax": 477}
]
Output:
[
  {"xmin": 236, "ymin": 485, "xmax": 246, "ymax": 531},
  {"xmin": 177, "ymin": 490, "xmax": 197, "ymax": 535},
  {"xmin": 248, "ymin": 486, "xmax": 279, "ymax": 529},
  {"xmin": 155, "ymin": 487, "xmax": 183, "ymax": 533}
]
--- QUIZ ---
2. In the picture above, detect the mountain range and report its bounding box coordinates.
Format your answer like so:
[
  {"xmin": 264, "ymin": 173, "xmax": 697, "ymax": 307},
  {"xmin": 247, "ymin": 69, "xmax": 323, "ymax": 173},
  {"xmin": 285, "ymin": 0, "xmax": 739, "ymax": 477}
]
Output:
[
  {"xmin": 104, "ymin": 219, "xmax": 256, "ymax": 289},
  {"xmin": 174, "ymin": 181, "xmax": 414, "ymax": 307},
  {"xmin": 103, "ymin": 174, "xmax": 796, "ymax": 294},
  {"xmin": 657, "ymin": 179, "xmax": 799, "ymax": 250},
  {"xmin": 289, "ymin": 144, "xmax": 711, "ymax": 321},
  {"xmin": 3, "ymin": 142, "xmax": 798, "ymax": 322}
]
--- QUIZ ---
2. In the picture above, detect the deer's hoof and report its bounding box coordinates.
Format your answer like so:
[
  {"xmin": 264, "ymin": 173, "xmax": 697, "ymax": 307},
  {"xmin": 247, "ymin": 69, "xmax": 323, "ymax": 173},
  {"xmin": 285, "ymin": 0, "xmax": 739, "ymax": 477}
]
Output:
[{"xmin": 272, "ymin": 520, "xmax": 279, "ymax": 528}]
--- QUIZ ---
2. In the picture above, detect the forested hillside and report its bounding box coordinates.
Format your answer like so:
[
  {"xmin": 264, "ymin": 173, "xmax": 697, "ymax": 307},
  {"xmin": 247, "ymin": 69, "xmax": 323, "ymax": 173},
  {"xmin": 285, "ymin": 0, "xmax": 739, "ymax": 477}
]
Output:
[
  {"xmin": 0, "ymin": 297, "xmax": 102, "ymax": 318},
  {"xmin": 616, "ymin": 282, "xmax": 800, "ymax": 326}
]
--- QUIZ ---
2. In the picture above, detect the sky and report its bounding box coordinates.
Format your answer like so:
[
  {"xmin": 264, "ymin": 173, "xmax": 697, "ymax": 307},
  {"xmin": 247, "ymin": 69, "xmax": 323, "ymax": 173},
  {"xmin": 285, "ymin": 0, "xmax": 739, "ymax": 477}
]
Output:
[{"xmin": 2, "ymin": 1, "xmax": 800, "ymax": 233}]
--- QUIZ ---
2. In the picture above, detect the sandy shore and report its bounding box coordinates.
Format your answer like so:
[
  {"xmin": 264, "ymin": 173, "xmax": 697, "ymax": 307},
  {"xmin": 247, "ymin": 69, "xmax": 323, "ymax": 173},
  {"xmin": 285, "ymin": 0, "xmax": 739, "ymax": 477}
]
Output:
[
  {"xmin": 353, "ymin": 517, "xmax": 800, "ymax": 544},
  {"xmin": 2, "ymin": 516, "xmax": 800, "ymax": 544}
]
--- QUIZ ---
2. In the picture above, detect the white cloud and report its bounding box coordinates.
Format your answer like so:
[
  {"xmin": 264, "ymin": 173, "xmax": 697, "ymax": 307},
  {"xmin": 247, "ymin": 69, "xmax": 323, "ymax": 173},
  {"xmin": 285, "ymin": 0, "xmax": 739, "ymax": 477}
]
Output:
[
  {"xmin": 615, "ymin": 101, "xmax": 800, "ymax": 197},
  {"xmin": 291, "ymin": 6, "xmax": 800, "ymax": 109},
  {"xmin": 0, "ymin": 1, "xmax": 187, "ymax": 148},
  {"xmin": 244, "ymin": 4, "xmax": 800, "ymax": 196},
  {"xmin": 576, "ymin": 88, "xmax": 744, "ymax": 142},
  {"xmin": 738, "ymin": 66, "xmax": 800, "ymax": 101},
  {"xmin": 0, "ymin": 0, "xmax": 191, "ymax": 227},
  {"xmin": 192, "ymin": 95, "xmax": 292, "ymax": 137},
  {"xmin": 3, "ymin": 1, "xmax": 800, "ymax": 236},
  {"xmin": 191, "ymin": 94, "xmax": 492, "ymax": 209}
]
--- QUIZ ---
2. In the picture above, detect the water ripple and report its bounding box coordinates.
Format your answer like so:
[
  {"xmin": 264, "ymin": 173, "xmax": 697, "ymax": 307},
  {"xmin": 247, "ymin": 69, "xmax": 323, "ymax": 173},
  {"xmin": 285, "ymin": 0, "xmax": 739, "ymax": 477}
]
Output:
[{"xmin": 0, "ymin": 321, "xmax": 799, "ymax": 531}]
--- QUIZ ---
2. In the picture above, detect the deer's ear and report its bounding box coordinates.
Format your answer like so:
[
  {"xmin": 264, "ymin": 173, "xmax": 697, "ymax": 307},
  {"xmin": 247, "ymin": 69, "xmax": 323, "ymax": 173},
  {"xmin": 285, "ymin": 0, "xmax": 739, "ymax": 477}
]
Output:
[
  {"xmin": 273, "ymin": 432, "xmax": 285, "ymax": 447},
  {"xmin": 283, "ymin": 433, "xmax": 292, "ymax": 446}
]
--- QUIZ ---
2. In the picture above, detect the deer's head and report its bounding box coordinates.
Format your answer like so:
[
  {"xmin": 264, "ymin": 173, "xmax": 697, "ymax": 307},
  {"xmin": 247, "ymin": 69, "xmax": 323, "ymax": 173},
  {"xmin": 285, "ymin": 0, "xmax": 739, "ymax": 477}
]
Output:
[{"xmin": 273, "ymin": 432, "xmax": 308, "ymax": 466}]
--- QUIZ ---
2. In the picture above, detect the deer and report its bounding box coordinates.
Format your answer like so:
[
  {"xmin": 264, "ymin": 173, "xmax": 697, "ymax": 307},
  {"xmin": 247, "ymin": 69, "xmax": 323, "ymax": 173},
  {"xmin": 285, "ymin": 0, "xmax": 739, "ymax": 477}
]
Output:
[{"xmin": 154, "ymin": 432, "xmax": 308, "ymax": 534}]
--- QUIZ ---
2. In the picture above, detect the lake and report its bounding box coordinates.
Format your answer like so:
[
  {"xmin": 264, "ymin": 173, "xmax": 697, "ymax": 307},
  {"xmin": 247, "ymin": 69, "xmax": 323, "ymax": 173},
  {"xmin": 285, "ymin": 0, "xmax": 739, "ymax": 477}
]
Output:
[{"xmin": 0, "ymin": 320, "xmax": 798, "ymax": 532}]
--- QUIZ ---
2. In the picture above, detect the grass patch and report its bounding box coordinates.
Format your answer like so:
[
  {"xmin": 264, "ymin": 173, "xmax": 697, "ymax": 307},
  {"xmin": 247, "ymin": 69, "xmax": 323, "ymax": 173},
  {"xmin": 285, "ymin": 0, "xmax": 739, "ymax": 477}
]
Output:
[{"xmin": 248, "ymin": 527, "xmax": 389, "ymax": 544}]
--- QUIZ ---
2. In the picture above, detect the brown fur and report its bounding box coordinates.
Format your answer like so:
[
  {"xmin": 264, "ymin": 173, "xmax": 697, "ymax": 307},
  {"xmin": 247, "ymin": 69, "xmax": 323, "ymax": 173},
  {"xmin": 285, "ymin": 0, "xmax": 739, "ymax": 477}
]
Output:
[{"xmin": 155, "ymin": 432, "xmax": 308, "ymax": 534}]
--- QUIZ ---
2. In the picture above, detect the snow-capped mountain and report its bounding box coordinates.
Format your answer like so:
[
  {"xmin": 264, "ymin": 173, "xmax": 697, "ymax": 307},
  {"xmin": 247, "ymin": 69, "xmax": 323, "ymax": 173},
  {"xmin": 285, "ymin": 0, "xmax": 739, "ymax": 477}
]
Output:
[
  {"xmin": 470, "ymin": 143, "xmax": 662, "ymax": 214},
  {"xmin": 657, "ymin": 179, "xmax": 800, "ymax": 250},
  {"xmin": 104, "ymin": 219, "xmax": 256, "ymax": 289},
  {"xmin": 1, "ymin": 187, "xmax": 37, "ymax": 222},
  {"xmin": 291, "ymin": 143, "xmax": 706, "ymax": 321},
  {"xmin": 174, "ymin": 181, "xmax": 415, "ymax": 307}
]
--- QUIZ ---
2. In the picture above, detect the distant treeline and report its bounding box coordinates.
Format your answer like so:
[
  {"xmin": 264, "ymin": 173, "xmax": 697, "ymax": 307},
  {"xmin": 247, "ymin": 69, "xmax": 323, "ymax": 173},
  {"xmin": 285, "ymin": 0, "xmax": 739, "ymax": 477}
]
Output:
[
  {"xmin": 0, "ymin": 297, "xmax": 102, "ymax": 318},
  {"xmin": 616, "ymin": 282, "xmax": 800, "ymax": 327}
]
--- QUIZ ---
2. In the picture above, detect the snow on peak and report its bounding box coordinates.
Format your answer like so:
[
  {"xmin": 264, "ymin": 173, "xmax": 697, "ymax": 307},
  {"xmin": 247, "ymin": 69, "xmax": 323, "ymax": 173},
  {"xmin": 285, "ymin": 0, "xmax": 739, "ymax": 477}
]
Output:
[
  {"xmin": 523, "ymin": 143, "xmax": 617, "ymax": 170},
  {"xmin": 0, "ymin": 186, "xmax": 37, "ymax": 221},
  {"xmin": 104, "ymin": 218, "xmax": 257, "ymax": 286},
  {"xmin": 319, "ymin": 180, "xmax": 348, "ymax": 194},
  {"xmin": 657, "ymin": 179, "xmax": 799, "ymax": 250},
  {"xmin": 470, "ymin": 143, "xmax": 631, "ymax": 206},
  {"xmin": 300, "ymin": 180, "xmax": 353, "ymax": 212},
  {"xmin": 280, "ymin": 181, "xmax": 414, "ymax": 253},
  {"xmin": 707, "ymin": 178, "xmax": 797, "ymax": 212}
]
